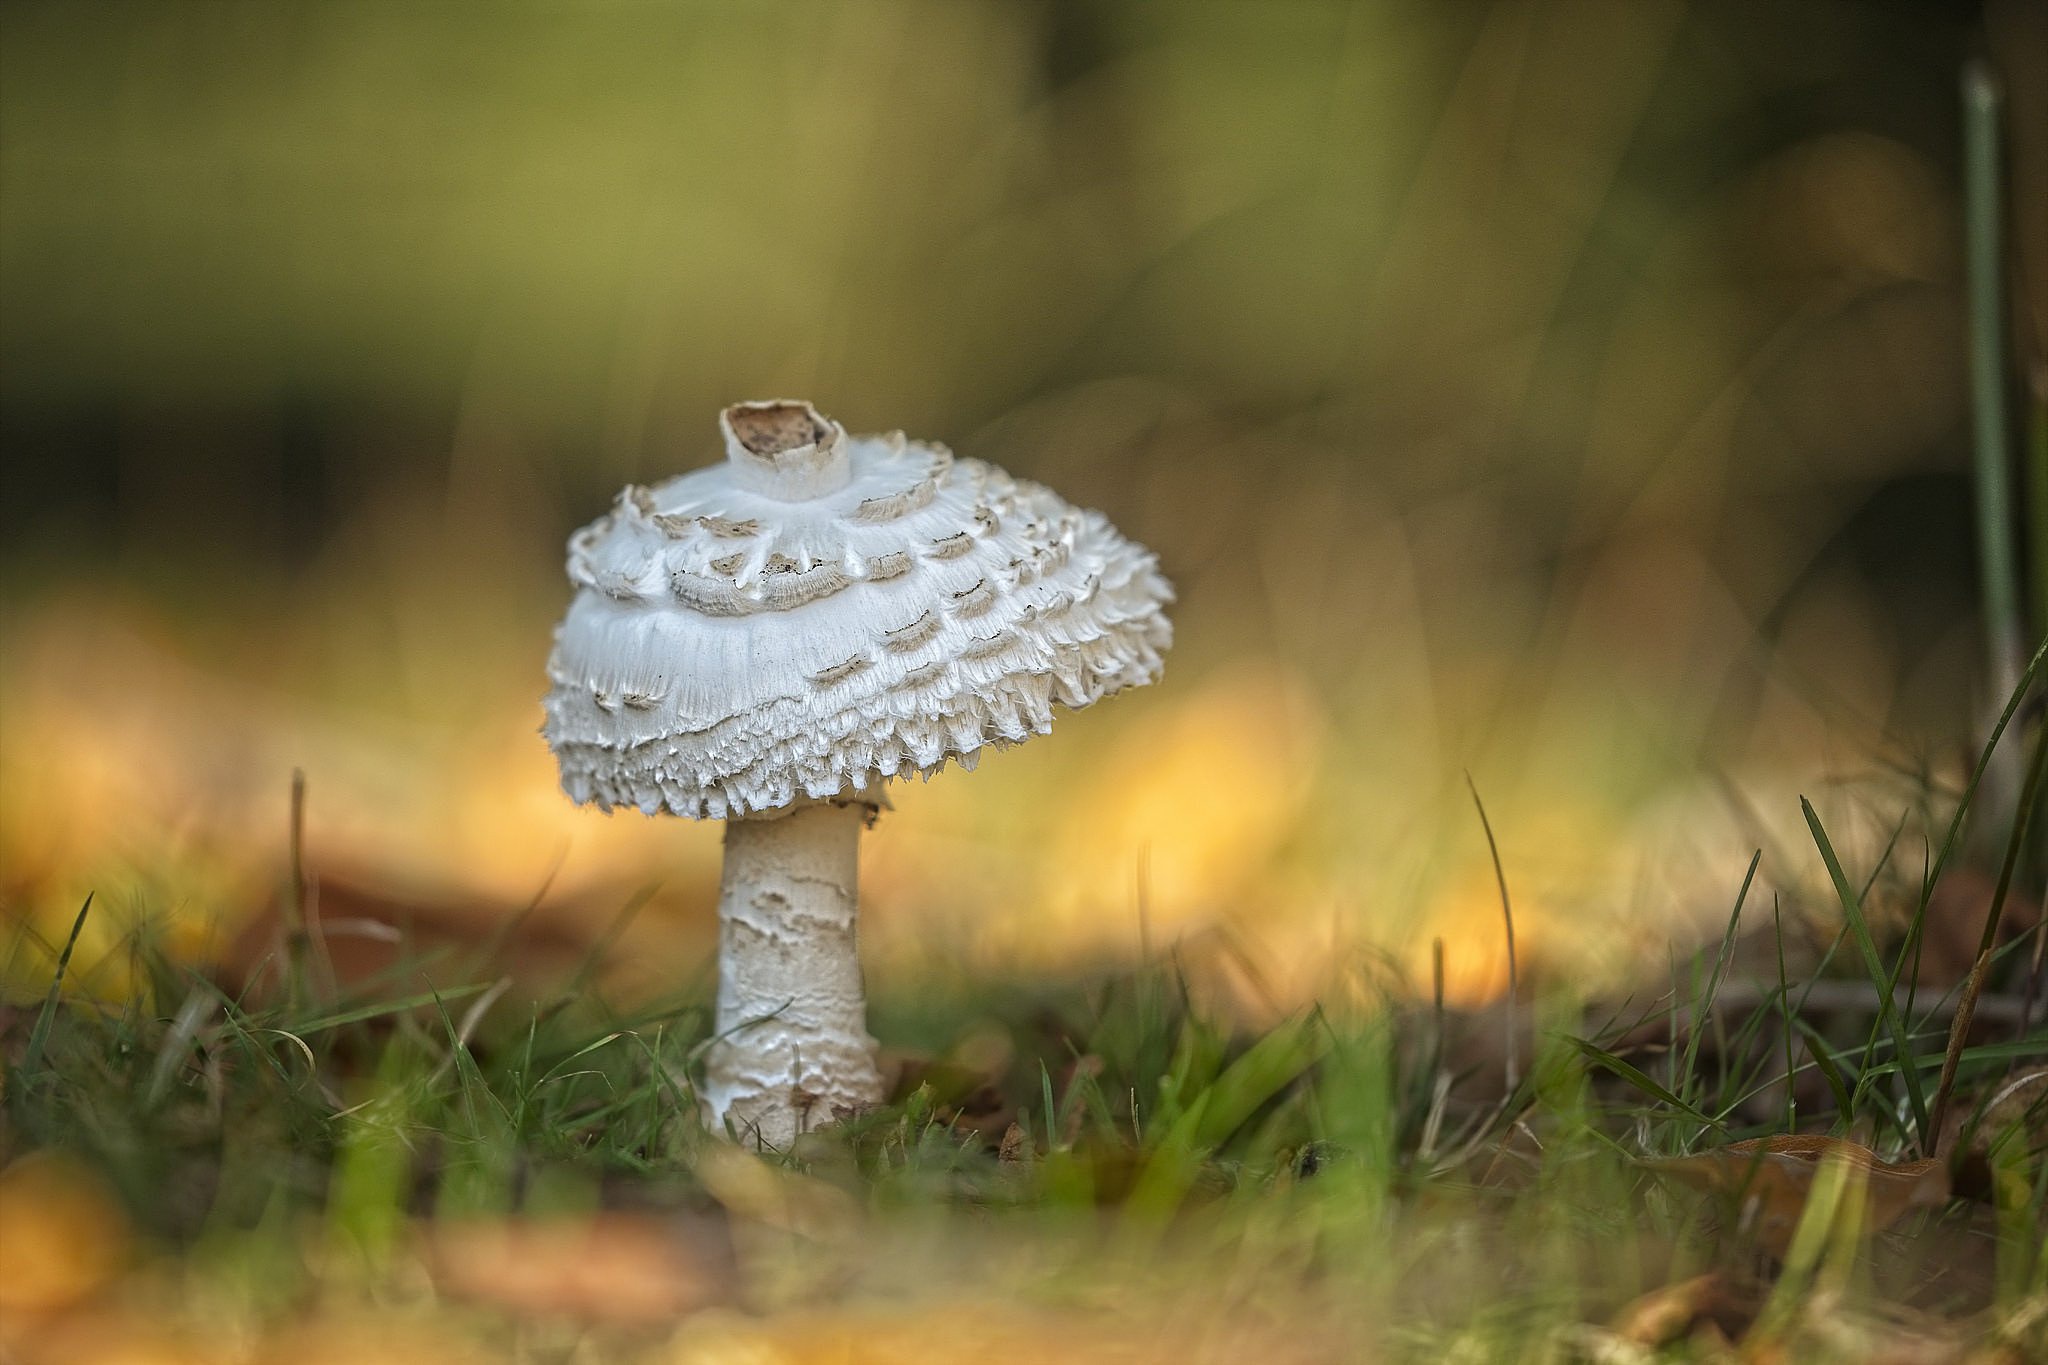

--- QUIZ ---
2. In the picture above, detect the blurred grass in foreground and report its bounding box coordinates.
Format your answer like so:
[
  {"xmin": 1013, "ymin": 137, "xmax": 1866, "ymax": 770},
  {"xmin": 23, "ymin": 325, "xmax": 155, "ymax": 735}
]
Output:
[{"xmin": 2, "ymin": 738, "xmax": 2045, "ymax": 1361}]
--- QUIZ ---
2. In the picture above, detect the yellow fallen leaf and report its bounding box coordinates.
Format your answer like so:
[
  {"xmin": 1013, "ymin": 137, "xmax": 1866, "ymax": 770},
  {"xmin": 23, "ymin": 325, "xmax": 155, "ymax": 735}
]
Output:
[
  {"xmin": 1606, "ymin": 1271, "xmax": 1729, "ymax": 1347},
  {"xmin": 663, "ymin": 1301, "xmax": 1335, "ymax": 1365},
  {"xmin": 252, "ymin": 1320, "xmax": 493, "ymax": 1365},
  {"xmin": 694, "ymin": 1144, "xmax": 860, "ymax": 1241},
  {"xmin": 423, "ymin": 1211, "xmax": 725, "ymax": 1324},
  {"xmin": 8, "ymin": 1311, "xmax": 215, "ymax": 1365},
  {"xmin": 0, "ymin": 1151, "xmax": 131, "ymax": 1320}
]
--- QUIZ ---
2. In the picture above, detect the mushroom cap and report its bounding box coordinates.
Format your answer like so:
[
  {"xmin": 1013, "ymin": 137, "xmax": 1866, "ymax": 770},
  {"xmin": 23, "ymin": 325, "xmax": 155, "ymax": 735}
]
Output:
[{"xmin": 543, "ymin": 400, "xmax": 1174, "ymax": 819}]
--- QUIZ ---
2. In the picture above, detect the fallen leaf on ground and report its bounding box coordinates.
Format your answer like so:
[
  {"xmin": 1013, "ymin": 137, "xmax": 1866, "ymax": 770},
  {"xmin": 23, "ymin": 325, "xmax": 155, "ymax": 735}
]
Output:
[
  {"xmin": 0, "ymin": 1151, "xmax": 131, "ymax": 1320},
  {"xmin": 1962, "ymin": 1069, "xmax": 2046, "ymax": 1158},
  {"xmin": 1944, "ymin": 1069, "xmax": 2048, "ymax": 1203},
  {"xmin": 424, "ymin": 1211, "xmax": 725, "ymax": 1324},
  {"xmin": 253, "ymin": 1319, "xmax": 494, "ymax": 1365},
  {"xmin": 6, "ymin": 1311, "xmax": 215, "ymax": 1365},
  {"xmin": 663, "ymin": 1301, "xmax": 1336, "ymax": 1365},
  {"xmin": 695, "ymin": 1145, "xmax": 860, "ymax": 1241},
  {"xmin": 1761, "ymin": 1290, "xmax": 1990, "ymax": 1365},
  {"xmin": 1648, "ymin": 1134, "xmax": 1949, "ymax": 1257},
  {"xmin": 1607, "ymin": 1271, "xmax": 1733, "ymax": 1346}
]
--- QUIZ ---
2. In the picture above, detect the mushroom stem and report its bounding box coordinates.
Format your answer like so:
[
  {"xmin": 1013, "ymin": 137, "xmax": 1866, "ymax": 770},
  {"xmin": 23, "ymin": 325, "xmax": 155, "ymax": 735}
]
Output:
[{"xmin": 701, "ymin": 798, "xmax": 884, "ymax": 1147}]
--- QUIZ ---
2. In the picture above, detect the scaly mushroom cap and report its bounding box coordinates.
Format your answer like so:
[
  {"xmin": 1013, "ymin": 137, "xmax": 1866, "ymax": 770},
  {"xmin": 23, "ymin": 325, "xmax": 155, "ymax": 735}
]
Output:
[{"xmin": 543, "ymin": 400, "xmax": 1174, "ymax": 819}]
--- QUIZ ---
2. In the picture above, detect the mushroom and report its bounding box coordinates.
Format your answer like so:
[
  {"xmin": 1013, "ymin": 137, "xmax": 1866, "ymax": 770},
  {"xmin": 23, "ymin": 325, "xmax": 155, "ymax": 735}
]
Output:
[{"xmin": 543, "ymin": 399, "xmax": 1173, "ymax": 1147}]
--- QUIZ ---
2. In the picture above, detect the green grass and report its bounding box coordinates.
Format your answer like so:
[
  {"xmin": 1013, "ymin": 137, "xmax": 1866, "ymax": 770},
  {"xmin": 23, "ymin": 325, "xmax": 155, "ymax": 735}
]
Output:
[{"xmin": 4, "ymin": 671, "xmax": 2048, "ymax": 1360}]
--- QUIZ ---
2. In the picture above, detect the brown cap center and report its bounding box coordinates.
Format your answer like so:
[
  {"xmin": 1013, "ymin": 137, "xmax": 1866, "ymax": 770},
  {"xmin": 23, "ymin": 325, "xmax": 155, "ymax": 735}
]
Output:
[
  {"xmin": 720, "ymin": 400, "xmax": 851, "ymax": 501},
  {"xmin": 727, "ymin": 402, "xmax": 831, "ymax": 458}
]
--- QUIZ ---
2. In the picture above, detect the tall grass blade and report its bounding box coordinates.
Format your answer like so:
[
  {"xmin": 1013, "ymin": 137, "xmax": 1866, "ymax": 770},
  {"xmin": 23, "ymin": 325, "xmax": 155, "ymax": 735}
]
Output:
[
  {"xmin": 1679, "ymin": 852, "xmax": 1760, "ymax": 1105},
  {"xmin": 1561, "ymin": 1036, "xmax": 1720, "ymax": 1129},
  {"xmin": 1465, "ymin": 774, "xmax": 1519, "ymax": 1095},
  {"xmin": 1802, "ymin": 799, "xmax": 1930, "ymax": 1147},
  {"xmin": 1923, "ymin": 637, "xmax": 2046, "ymax": 903},
  {"xmin": 542, "ymin": 883, "xmax": 658, "ymax": 1021},
  {"xmin": 1789, "ymin": 1017, "xmax": 1856, "ymax": 1120},
  {"xmin": 17, "ymin": 893, "xmax": 93, "ymax": 1082},
  {"xmin": 1039, "ymin": 1061, "xmax": 1058, "ymax": 1153},
  {"xmin": 1189, "ymin": 1010, "xmax": 1330, "ymax": 1151},
  {"xmin": 1775, "ymin": 899, "xmax": 1799, "ymax": 1128},
  {"xmin": 2029, "ymin": 379, "xmax": 2047, "ymax": 655},
  {"xmin": 293, "ymin": 982, "xmax": 493, "ymax": 1035},
  {"xmin": 1964, "ymin": 62, "xmax": 2021, "ymax": 716},
  {"xmin": 1931, "ymin": 721, "xmax": 2048, "ymax": 1143}
]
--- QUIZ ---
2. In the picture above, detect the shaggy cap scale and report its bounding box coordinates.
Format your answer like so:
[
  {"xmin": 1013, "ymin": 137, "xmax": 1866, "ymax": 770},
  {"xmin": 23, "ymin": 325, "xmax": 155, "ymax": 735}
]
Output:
[{"xmin": 544, "ymin": 400, "xmax": 1174, "ymax": 819}]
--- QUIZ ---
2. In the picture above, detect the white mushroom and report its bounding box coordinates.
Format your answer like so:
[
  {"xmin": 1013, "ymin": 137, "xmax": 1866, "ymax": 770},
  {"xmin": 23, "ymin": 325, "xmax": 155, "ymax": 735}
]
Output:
[{"xmin": 543, "ymin": 399, "xmax": 1173, "ymax": 1148}]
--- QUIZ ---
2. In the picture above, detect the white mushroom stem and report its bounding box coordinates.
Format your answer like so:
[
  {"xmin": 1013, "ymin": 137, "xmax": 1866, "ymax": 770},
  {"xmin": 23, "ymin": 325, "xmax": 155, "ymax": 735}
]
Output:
[{"xmin": 700, "ymin": 799, "xmax": 884, "ymax": 1147}]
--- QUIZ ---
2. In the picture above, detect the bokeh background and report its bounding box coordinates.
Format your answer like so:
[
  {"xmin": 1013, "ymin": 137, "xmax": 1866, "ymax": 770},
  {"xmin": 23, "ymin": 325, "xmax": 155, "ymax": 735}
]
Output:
[{"xmin": 4, "ymin": 0, "xmax": 2043, "ymax": 1016}]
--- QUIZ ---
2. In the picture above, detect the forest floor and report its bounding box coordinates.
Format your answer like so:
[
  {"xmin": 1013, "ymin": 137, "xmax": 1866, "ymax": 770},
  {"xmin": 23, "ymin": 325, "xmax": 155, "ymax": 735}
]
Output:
[{"xmin": 4, "ymin": 717, "xmax": 2047, "ymax": 1365}]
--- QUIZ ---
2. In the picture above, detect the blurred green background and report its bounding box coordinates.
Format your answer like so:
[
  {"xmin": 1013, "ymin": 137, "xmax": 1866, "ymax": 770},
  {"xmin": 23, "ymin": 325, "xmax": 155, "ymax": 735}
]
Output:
[{"xmin": 3, "ymin": 0, "xmax": 2042, "ymax": 1009}]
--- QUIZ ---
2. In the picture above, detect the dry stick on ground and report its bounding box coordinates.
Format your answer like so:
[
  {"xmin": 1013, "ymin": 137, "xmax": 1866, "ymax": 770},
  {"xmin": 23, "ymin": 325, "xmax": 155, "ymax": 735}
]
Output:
[
  {"xmin": 1466, "ymin": 775, "xmax": 1518, "ymax": 1098},
  {"xmin": 1929, "ymin": 721, "xmax": 2048, "ymax": 1150},
  {"xmin": 1698, "ymin": 978, "xmax": 2041, "ymax": 1028}
]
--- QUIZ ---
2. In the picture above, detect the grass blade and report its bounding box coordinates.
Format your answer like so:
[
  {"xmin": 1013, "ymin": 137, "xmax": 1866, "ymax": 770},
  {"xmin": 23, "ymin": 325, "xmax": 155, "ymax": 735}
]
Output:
[
  {"xmin": 1562, "ymin": 1035, "xmax": 1721, "ymax": 1129},
  {"xmin": 1776, "ymin": 899, "xmax": 1799, "ymax": 1129},
  {"xmin": 293, "ymin": 982, "xmax": 493, "ymax": 1035},
  {"xmin": 1040, "ymin": 1061, "xmax": 1058, "ymax": 1153},
  {"xmin": 1788, "ymin": 1018, "xmax": 1857, "ymax": 1119},
  {"xmin": 1921, "ymin": 637, "xmax": 2046, "ymax": 905},
  {"xmin": 17, "ymin": 893, "xmax": 93, "ymax": 1082},
  {"xmin": 1931, "ymin": 718, "xmax": 2048, "ymax": 1145},
  {"xmin": 1802, "ymin": 798, "xmax": 1930, "ymax": 1147},
  {"xmin": 1466, "ymin": 775, "xmax": 1519, "ymax": 1096},
  {"xmin": 1679, "ymin": 851, "xmax": 1760, "ymax": 1105},
  {"xmin": 1191, "ymin": 1010, "xmax": 1331, "ymax": 1151},
  {"xmin": 1964, "ymin": 61, "xmax": 2021, "ymax": 713}
]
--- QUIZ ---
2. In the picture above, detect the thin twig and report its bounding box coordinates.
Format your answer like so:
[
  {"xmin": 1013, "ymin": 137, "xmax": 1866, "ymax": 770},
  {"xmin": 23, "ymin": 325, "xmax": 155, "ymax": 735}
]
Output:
[{"xmin": 1698, "ymin": 978, "xmax": 2038, "ymax": 1028}]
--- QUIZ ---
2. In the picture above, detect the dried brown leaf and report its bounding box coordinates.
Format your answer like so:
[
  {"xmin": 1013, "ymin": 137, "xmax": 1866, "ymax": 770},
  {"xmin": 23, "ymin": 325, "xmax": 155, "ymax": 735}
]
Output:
[
  {"xmin": 1608, "ymin": 1272, "xmax": 1727, "ymax": 1347},
  {"xmin": 1649, "ymin": 1134, "xmax": 1949, "ymax": 1257}
]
